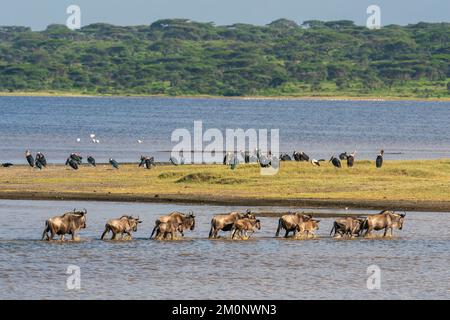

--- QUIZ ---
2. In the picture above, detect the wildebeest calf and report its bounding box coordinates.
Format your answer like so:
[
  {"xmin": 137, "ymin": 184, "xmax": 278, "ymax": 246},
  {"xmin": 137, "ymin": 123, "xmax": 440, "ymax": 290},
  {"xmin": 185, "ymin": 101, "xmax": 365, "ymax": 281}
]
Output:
[{"xmin": 231, "ymin": 218, "xmax": 261, "ymax": 239}]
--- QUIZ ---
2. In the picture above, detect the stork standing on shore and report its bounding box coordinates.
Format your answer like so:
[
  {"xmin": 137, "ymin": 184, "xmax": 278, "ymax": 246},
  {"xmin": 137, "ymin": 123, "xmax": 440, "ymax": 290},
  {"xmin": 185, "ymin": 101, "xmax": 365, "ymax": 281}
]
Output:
[{"xmin": 376, "ymin": 150, "xmax": 384, "ymax": 168}]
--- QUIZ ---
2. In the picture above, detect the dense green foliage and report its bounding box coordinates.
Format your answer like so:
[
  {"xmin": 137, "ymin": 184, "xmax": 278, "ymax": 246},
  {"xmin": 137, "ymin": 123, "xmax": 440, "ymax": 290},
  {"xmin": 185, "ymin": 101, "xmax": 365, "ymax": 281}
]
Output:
[{"xmin": 0, "ymin": 19, "xmax": 449, "ymax": 97}]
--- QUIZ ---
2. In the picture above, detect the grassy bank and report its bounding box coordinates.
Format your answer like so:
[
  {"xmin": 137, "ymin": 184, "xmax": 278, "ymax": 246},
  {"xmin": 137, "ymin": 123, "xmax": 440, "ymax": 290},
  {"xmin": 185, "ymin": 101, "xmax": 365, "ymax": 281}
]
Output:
[
  {"xmin": 1, "ymin": 91, "xmax": 450, "ymax": 102},
  {"xmin": 1, "ymin": 160, "xmax": 450, "ymax": 211}
]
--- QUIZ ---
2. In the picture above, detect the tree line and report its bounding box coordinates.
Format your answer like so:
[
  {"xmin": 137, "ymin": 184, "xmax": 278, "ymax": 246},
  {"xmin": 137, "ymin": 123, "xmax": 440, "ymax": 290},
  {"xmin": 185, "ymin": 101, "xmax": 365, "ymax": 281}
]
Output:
[{"xmin": 0, "ymin": 19, "xmax": 449, "ymax": 98}]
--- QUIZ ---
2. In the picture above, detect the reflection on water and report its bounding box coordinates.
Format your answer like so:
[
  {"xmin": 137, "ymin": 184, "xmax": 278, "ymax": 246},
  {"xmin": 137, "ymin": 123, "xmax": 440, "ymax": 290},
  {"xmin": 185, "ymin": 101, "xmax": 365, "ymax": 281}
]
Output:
[{"xmin": 0, "ymin": 199, "xmax": 449, "ymax": 300}]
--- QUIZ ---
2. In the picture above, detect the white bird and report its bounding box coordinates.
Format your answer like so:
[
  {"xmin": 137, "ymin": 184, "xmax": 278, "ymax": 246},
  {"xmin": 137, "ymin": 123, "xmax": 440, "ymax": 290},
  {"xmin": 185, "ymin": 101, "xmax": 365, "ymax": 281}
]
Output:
[
  {"xmin": 76, "ymin": 138, "xmax": 81, "ymax": 142},
  {"xmin": 90, "ymin": 134, "xmax": 96, "ymax": 139},
  {"xmin": 95, "ymin": 139, "xmax": 100, "ymax": 144},
  {"xmin": 310, "ymin": 159, "xmax": 325, "ymax": 166},
  {"xmin": 137, "ymin": 140, "xmax": 143, "ymax": 144}
]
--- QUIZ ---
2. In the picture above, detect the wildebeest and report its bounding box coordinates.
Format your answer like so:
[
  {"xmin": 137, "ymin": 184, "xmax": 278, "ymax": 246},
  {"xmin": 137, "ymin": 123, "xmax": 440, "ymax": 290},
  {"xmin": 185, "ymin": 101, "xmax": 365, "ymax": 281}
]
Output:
[
  {"xmin": 25, "ymin": 150, "xmax": 34, "ymax": 168},
  {"xmin": 101, "ymin": 215, "xmax": 142, "ymax": 240},
  {"xmin": 275, "ymin": 212, "xmax": 313, "ymax": 238},
  {"xmin": 361, "ymin": 210, "xmax": 406, "ymax": 237},
  {"xmin": 295, "ymin": 219, "xmax": 320, "ymax": 239},
  {"xmin": 150, "ymin": 211, "xmax": 195, "ymax": 240},
  {"xmin": 154, "ymin": 221, "xmax": 184, "ymax": 240},
  {"xmin": 87, "ymin": 156, "xmax": 96, "ymax": 167},
  {"xmin": 41, "ymin": 209, "xmax": 87, "ymax": 241},
  {"xmin": 376, "ymin": 150, "xmax": 384, "ymax": 168},
  {"xmin": 330, "ymin": 156, "xmax": 342, "ymax": 168},
  {"xmin": 330, "ymin": 217, "xmax": 365, "ymax": 238},
  {"xmin": 231, "ymin": 218, "xmax": 261, "ymax": 239},
  {"xmin": 209, "ymin": 210, "xmax": 254, "ymax": 239}
]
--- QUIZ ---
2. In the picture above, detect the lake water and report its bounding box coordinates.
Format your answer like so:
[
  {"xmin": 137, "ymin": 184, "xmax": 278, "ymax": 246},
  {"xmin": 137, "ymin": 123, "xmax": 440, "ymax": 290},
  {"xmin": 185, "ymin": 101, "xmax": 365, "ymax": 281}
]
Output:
[
  {"xmin": 0, "ymin": 199, "xmax": 449, "ymax": 300},
  {"xmin": 0, "ymin": 96, "xmax": 449, "ymax": 164}
]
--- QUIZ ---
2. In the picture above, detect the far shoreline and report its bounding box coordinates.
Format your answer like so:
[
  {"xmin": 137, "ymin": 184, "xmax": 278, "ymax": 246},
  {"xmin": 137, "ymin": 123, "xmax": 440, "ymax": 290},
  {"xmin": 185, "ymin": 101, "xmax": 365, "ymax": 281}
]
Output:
[
  {"xmin": 1, "ymin": 191, "xmax": 450, "ymax": 212},
  {"xmin": 1, "ymin": 91, "xmax": 450, "ymax": 102}
]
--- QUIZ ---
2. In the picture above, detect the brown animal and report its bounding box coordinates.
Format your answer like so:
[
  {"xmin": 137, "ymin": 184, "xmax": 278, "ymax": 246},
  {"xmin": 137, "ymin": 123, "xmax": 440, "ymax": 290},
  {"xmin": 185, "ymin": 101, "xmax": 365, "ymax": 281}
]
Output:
[
  {"xmin": 275, "ymin": 212, "xmax": 312, "ymax": 238},
  {"xmin": 42, "ymin": 209, "xmax": 87, "ymax": 241},
  {"xmin": 150, "ymin": 211, "xmax": 195, "ymax": 239},
  {"xmin": 361, "ymin": 210, "xmax": 406, "ymax": 237},
  {"xmin": 296, "ymin": 220, "xmax": 320, "ymax": 238},
  {"xmin": 101, "ymin": 215, "xmax": 142, "ymax": 240},
  {"xmin": 231, "ymin": 218, "xmax": 261, "ymax": 239},
  {"xmin": 330, "ymin": 217, "xmax": 365, "ymax": 238},
  {"xmin": 209, "ymin": 210, "xmax": 254, "ymax": 239},
  {"xmin": 154, "ymin": 221, "xmax": 184, "ymax": 240}
]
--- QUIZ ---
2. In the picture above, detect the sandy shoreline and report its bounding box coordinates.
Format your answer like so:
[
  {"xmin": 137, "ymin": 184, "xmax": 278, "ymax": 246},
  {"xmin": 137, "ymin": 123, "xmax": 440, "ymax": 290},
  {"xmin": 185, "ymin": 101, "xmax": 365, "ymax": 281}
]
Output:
[
  {"xmin": 1, "ymin": 91, "xmax": 449, "ymax": 102},
  {"xmin": 1, "ymin": 161, "xmax": 449, "ymax": 212}
]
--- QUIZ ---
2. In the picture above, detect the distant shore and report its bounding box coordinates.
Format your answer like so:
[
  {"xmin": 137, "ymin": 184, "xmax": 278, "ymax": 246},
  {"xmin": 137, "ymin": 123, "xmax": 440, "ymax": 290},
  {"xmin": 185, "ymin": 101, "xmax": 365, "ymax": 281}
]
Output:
[
  {"xmin": 1, "ymin": 91, "xmax": 449, "ymax": 102},
  {"xmin": 1, "ymin": 161, "xmax": 450, "ymax": 212}
]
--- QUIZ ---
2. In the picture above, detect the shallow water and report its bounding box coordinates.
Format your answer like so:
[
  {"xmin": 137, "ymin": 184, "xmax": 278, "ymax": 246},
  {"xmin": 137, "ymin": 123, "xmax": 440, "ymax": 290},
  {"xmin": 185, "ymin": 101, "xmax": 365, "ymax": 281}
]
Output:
[
  {"xmin": 0, "ymin": 199, "xmax": 449, "ymax": 300},
  {"xmin": 1, "ymin": 96, "xmax": 450, "ymax": 164}
]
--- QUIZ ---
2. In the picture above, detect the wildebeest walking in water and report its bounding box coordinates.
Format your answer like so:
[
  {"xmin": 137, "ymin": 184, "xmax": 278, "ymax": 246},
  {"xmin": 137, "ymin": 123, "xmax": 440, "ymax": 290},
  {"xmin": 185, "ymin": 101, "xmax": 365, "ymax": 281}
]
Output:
[
  {"xmin": 42, "ymin": 209, "xmax": 87, "ymax": 241},
  {"xmin": 329, "ymin": 156, "xmax": 341, "ymax": 168},
  {"xmin": 330, "ymin": 217, "xmax": 365, "ymax": 238},
  {"xmin": 150, "ymin": 211, "xmax": 195, "ymax": 240},
  {"xmin": 376, "ymin": 150, "xmax": 384, "ymax": 168},
  {"xmin": 295, "ymin": 219, "xmax": 320, "ymax": 239},
  {"xmin": 360, "ymin": 210, "xmax": 406, "ymax": 237},
  {"xmin": 25, "ymin": 150, "xmax": 34, "ymax": 168},
  {"xmin": 231, "ymin": 217, "xmax": 261, "ymax": 240},
  {"xmin": 275, "ymin": 212, "xmax": 313, "ymax": 238},
  {"xmin": 209, "ymin": 210, "xmax": 254, "ymax": 239},
  {"xmin": 87, "ymin": 156, "xmax": 96, "ymax": 167},
  {"xmin": 101, "ymin": 215, "xmax": 142, "ymax": 240}
]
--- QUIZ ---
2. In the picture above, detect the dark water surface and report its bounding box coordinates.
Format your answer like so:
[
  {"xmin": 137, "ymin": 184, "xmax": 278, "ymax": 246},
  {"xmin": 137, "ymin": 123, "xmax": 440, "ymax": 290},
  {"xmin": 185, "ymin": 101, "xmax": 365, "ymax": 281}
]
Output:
[
  {"xmin": 0, "ymin": 200, "xmax": 449, "ymax": 299},
  {"xmin": 1, "ymin": 96, "xmax": 449, "ymax": 164}
]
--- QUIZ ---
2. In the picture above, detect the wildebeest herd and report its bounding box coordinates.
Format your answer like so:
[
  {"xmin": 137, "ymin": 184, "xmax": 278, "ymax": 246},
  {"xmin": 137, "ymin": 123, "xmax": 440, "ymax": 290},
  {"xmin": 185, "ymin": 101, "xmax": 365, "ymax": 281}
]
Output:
[{"xmin": 40, "ymin": 209, "xmax": 406, "ymax": 241}]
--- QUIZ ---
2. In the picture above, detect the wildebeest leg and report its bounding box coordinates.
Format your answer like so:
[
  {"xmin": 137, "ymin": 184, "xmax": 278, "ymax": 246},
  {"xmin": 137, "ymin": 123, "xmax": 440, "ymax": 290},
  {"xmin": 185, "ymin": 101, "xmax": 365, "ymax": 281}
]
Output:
[
  {"xmin": 111, "ymin": 232, "xmax": 117, "ymax": 240},
  {"xmin": 284, "ymin": 229, "xmax": 290, "ymax": 238},
  {"xmin": 231, "ymin": 228, "xmax": 238, "ymax": 239},
  {"xmin": 60, "ymin": 234, "xmax": 65, "ymax": 241},
  {"xmin": 71, "ymin": 231, "xmax": 76, "ymax": 241},
  {"xmin": 101, "ymin": 226, "xmax": 109, "ymax": 240},
  {"xmin": 275, "ymin": 219, "xmax": 282, "ymax": 237}
]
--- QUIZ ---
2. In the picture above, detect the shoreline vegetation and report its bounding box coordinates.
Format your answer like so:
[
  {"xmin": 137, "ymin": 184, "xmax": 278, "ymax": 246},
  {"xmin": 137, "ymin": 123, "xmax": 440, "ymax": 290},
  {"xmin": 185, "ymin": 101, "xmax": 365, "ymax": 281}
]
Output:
[
  {"xmin": 0, "ymin": 20, "xmax": 449, "ymax": 99},
  {"xmin": 1, "ymin": 160, "xmax": 450, "ymax": 212},
  {"xmin": 1, "ymin": 91, "xmax": 450, "ymax": 102}
]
